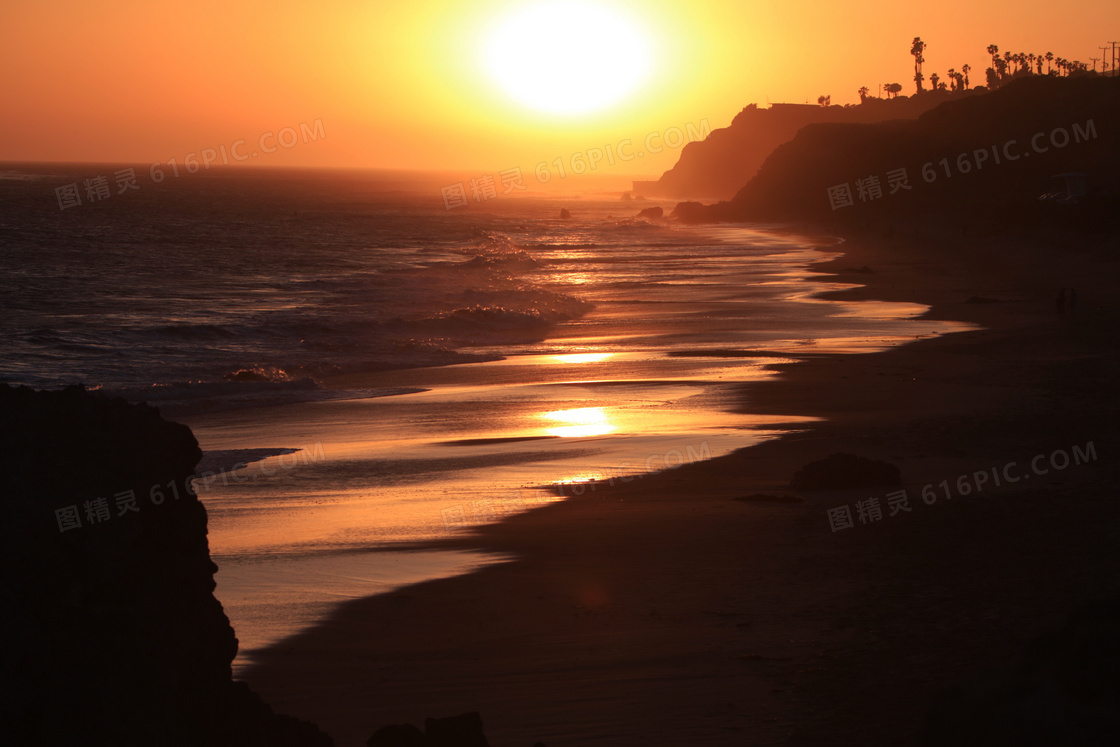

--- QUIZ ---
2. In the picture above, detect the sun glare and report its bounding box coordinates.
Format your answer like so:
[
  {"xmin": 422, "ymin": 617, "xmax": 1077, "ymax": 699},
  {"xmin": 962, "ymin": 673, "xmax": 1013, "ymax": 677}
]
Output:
[
  {"xmin": 480, "ymin": 1, "xmax": 654, "ymax": 116},
  {"xmin": 541, "ymin": 407, "xmax": 616, "ymax": 437},
  {"xmin": 549, "ymin": 353, "xmax": 614, "ymax": 363}
]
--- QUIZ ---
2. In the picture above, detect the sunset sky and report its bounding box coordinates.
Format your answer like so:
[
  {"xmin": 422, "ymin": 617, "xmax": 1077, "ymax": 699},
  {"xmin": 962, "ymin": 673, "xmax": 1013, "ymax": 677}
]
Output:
[{"xmin": 2, "ymin": 0, "xmax": 1117, "ymax": 180}]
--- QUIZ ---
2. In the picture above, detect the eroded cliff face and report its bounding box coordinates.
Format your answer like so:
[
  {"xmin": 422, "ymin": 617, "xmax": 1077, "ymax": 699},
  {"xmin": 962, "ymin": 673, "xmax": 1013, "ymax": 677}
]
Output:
[
  {"xmin": 674, "ymin": 75, "xmax": 1120, "ymax": 225},
  {"xmin": 0, "ymin": 384, "xmax": 332, "ymax": 746},
  {"xmin": 638, "ymin": 93, "xmax": 963, "ymax": 200}
]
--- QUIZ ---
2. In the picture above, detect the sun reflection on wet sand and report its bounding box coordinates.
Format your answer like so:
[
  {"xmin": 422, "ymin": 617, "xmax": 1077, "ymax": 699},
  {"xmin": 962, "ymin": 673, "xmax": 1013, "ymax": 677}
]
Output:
[
  {"xmin": 548, "ymin": 352, "xmax": 614, "ymax": 364},
  {"xmin": 541, "ymin": 406, "xmax": 616, "ymax": 437}
]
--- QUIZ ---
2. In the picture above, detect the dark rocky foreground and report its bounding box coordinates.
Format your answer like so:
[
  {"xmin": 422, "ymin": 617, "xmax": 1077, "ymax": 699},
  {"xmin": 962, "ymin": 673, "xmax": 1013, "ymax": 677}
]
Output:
[{"xmin": 0, "ymin": 384, "xmax": 332, "ymax": 746}]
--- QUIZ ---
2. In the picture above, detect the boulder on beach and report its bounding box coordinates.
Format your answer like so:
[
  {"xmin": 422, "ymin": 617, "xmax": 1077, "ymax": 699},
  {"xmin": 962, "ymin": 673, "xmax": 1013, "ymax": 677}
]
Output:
[
  {"xmin": 367, "ymin": 722, "xmax": 426, "ymax": 746},
  {"xmin": 425, "ymin": 712, "xmax": 491, "ymax": 747},
  {"xmin": 637, "ymin": 206, "xmax": 664, "ymax": 220},
  {"xmin": 559, "ymin": 208, "xmax": 572, "ymax": 219},
  {"xmin": 737, "ymin": 493, "xmax": 803, "ymax": 503},
  {"xmin": 367, "ymin": 712, "xmax": 492, "ymax": 747},
  {"xmin": 790, "ymin": 452, "xmax": 901, "ymax": 490}
]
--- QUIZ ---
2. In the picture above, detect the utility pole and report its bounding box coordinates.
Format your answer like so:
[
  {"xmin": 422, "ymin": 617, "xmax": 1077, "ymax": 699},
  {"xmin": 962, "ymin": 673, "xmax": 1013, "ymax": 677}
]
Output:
[
  {"xmin": 1090, "ymin": 57, "xmax": 1100, "ymax": 72},
  {"xmin": 1098, "ymin": 46, "xmax": 1110, "ymax": 73},
  {"xmin": 1111, "ymin": 42, "xmax": 1119, "ymax": 76}
]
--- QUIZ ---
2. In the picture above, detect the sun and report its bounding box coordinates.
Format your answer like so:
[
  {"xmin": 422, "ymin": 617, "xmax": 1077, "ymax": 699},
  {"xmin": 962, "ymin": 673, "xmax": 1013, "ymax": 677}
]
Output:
[{"xmin": 480, "ymin": 1, "xmax": 654, "ymax": 116}]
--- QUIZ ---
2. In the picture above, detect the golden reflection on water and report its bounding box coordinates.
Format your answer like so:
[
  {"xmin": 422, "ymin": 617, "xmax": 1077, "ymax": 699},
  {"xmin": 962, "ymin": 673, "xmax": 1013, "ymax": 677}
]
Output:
[
  {"xmin": 541, "ymin": 406, "xmax": 616, "ymax": 437},
  {"xmin": 548, "ymin": 353, "xmax": 614, "ymax": 364}
]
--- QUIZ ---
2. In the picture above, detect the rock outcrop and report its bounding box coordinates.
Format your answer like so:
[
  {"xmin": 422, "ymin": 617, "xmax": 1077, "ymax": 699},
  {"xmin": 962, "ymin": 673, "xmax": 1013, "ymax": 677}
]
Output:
[
  {"xmin": 0, "ymin": 384, "xmax": 332, "ymax": 746},
  {"xmin": 674, "ymin": 75, "xmax": 1120, "ymax": 224},
  {"xmin": 791, "ymin": 453, "xmax": 902, "ymax": 490},
  {"xmin": 367, "ymin": 712, "xmax": 494, "ymax": 747},
  {"xmin": 636, "ymin": 93, "xmax": 965, "ymax": 200}
]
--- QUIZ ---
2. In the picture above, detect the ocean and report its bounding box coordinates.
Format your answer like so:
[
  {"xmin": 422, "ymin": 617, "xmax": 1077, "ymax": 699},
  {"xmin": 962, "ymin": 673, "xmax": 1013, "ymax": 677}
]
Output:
[{"xmin": 0, "ymin": 164, "xmax": 970, "ymax": 670}]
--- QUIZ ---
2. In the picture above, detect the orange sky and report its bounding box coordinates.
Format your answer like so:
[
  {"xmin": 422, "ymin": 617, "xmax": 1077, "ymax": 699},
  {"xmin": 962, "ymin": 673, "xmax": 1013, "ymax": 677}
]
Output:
[{"xmin": 1, "ymin": 0, "xmax": 1117, "ymax": 181}]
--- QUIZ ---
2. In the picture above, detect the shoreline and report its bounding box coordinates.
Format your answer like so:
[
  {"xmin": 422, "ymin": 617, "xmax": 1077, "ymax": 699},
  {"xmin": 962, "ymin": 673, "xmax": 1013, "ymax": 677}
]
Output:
[{"xmin": 238, "ymin": 220, "xmax": 1119, "ymax": 746}]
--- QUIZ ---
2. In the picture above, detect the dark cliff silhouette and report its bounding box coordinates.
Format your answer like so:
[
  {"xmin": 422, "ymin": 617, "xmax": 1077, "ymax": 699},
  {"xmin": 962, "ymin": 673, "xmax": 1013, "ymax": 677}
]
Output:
[
  {"xmin": 673, "ymin": 75, "xmax": 1120, "ymax": 227},
  {"xmin": 0, "ymin": 384, "xmax": 332, "ymax": 746},
  {"xmin": 634, "ymin": 92, "xmax": 971, "ymax": 200}
]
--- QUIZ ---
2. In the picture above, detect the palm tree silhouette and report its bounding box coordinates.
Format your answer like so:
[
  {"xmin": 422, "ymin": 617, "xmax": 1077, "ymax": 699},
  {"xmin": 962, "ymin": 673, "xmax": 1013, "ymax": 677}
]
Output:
[
  {"xmin": 987, "ymin": 44, "xmax": 999, "ymax": 68},
  {"xmin": 962, "ymin": 64, "xmax": 971, "ymax": 89},
  {"xmin": 1045, "ymin": 52, "xmax": 1053, "ymax": 74},
  {"xmin": 912, "ymin": 37, "xmax": 927, "ymax": 93},
  {"xmin": 858, "ymin": 86, "xmax": 870, "ymax": 102}
]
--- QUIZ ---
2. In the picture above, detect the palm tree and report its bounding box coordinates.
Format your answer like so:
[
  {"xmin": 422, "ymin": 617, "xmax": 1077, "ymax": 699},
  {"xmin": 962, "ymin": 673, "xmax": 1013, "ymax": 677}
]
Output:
[
  {"xmin": 858, "ymin": 86, "xmax": 870, "ymax": 102},
  {"xmin": 930, "ymin": 72, "xmax": 940, "ymax": 90},
  {"xmin": 962, "ymin": 63, "xmax": 971, "ymax": 89},
  {"xmin": 1045, "ymin": 52, "xmax": 1053, "ymax": 74},
  {"xmin": 994, "ymin": 58, "xmax": 1007, "ymax": 81},
  {"xmin": 912, "ymin": 37, "xmax": 927, "ymax": 93},
  {"xmin": 946, "ymin": 69, "xmax": 955, "ymax": 91},
  {"xmin": 987, "ymin": 44, "xmax": 999, "ymax": 68},
  {"xmin": 1027, "ymin": 53, "xmax": 1036, "ymax": 73}
]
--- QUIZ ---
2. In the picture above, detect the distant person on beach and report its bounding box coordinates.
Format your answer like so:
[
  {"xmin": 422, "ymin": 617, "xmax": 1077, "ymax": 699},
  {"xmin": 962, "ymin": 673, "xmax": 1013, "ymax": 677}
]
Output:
[{"xmin": 1056, "ymin": 288, "xmax": 1066, "ymax": 314}]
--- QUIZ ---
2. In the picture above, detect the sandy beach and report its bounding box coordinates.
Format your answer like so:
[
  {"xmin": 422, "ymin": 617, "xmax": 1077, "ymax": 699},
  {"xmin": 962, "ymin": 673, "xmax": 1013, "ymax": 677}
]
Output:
[{"xmin": 234, "ymin": 221, "xmax": 1120, "ymax": 746}]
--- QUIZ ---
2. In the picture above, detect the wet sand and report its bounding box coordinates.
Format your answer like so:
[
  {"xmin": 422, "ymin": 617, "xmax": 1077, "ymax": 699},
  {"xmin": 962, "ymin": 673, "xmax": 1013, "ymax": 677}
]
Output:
[{"xmin": 239, "ymin": 222, "xmax": 1120, "ymax": 746}]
